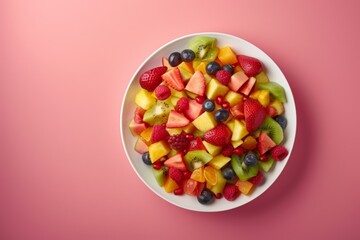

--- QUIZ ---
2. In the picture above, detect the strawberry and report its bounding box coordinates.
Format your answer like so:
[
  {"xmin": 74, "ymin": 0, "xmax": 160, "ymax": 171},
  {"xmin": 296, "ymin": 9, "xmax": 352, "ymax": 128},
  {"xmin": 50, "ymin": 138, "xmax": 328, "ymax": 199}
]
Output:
[
  {"xmin": 161, "ymin": 67, "xmax": 184, "ymax": 91},
  {"xmin": 134, "ymin": 107, "xmax": 145, "ymax": 124},
  {"xmin": 244, "ymin": 98, "xmax": 266, "ymax": 132},
  {"xmin": 230, "ymin": 102, "xmax": 245, "ymax": 120},
  {"xmin": 139, "ymin": 66, "xmax": 167, "ymax": 92},
  {"xmin": 188, "ymin": 137, "xmax": 206, "ymax": 151},
  {"xmin": 270, "ymin": 145, "xmax": 289, "ymax": 161},
  {"xmin": 216, "ymin": 70, "xmax": 231, "ymax": 85},
  {"xmin": 203, "ymin": 123, "xmax": 232, "ymax": 146},
  {"xmin": 223, "ymin": 184, "xmax": 240, "ymax": 201},
  {"xmin": 164, "ymin": 153, "xmax": 187, "ymax": 171},
  {"xmin": 237, "ymin": 55, "xmax": 263, "ymax": 77},
  {"xmin": 151, "ymin": 124, "xmax": 169, "ymax": 143},
  {"xmin": 166, "ymin": 110, "xmax": 190, "ymax": 128},
  {"xmin": 185, "ymin": 71, "xmax": 206, "ymax": 96},
  {"xmin": 168, "ymin": 167, "xmax": 184, "ymax": 184},
  {"xmin": 154, "ymin": 85, "xmax": 171, "ymax": 100},
  {"xmin": 175, "ymin": 97, "xmax": 189, "ymax": 113},
  {"xmin": 221, "ymin": 144, "xmax": 234, "ymax": 157}
]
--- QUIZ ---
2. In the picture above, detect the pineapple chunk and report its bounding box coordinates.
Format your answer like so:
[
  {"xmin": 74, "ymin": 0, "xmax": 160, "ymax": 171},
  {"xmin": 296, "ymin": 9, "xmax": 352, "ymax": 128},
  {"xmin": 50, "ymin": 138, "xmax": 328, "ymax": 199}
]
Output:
[
  {"xmin": 192, "ymin": 112, "xmax": 217, "ymax": 132},
  {"xmin": 135, "ymin": 89, "xmax": 156, "ymax": 110},
  {"xmin": 148, "ymin": 141, "xmax": 171, "ymax": 163},
  {"xmin": 202, "ymin": 141, "xmax": 222, "ymax": 156},
  {"xmin": 225, "ymin": 91, "xmax": 243, "ymax": 107},
  {"xmin": 208, "ymin": 154, "xmax": 231, "ymax": 169},
  {"xmin": 206, "ymin": 78, "xmax": 229, "ymax": 99},
  {"xmin": 231, "ymin": 119, "xmax": 248, "ymax": 141}
]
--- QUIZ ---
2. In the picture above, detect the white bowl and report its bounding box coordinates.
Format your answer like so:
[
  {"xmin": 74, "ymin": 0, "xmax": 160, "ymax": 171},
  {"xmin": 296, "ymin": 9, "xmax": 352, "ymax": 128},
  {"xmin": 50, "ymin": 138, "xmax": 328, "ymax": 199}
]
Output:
[{"xmin": 120, "ymin": 32, "xmax": 297, "ymax": 212}]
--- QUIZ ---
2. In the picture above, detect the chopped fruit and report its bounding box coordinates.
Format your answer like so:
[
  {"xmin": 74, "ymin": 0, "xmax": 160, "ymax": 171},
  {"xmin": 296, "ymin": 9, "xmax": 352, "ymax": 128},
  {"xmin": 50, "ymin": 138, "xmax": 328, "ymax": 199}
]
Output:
[
  {"xmin": 162, "ymin": 57, "xmax": 173, "ymax": 70},
  {"xmin": 221, "ymin": 144, "xmax": 234, "ymax": 157},
  {"xmin": 231, "ymin": 119, "xmax": 249, "ymax": 141},
  {"xmin": 241, "ymin": 136, "xmax": 258, "ymax": 150},
  {"xmin": 218, "ymin": 46, "xmax": 238, "ymax": 65},
  {"xmin": 228, "ymin": 71, "xmax": 248, "ymax": 92},
  {"xmin": 257, "ymin": 82, "xmax": 287, "ymax": 103},
  {"xmin": 268, "ymin": 100, "xmax": 285, "ymax": 116},
  {"xmin": 166, "ymin": 128, "xmax": 182, "ymax": 136},
  {"xmin": 166, "ymin": 110, "xmax": 190, "ymax": 128},
  {"xmin": 134, "ymin": 137, "xmax": 149, "ymax": 154},
  {"xmin": 251, "ymin": 90, "xmax": 270, "ymax": 107},
  {"xmin": 206, "ymin": 78, "xmax": 229, "ymax": 100},
  {"xmin": 231, "ymin": 140, "xmax": 243, "ymax": 149},
  {"xmin": 215, "ymin": 70, "xmax": 231, "ymax": 85},
  {"xmin": 143, "ymin": 99, "xmax": 173, "ymax": 125},
  {"xmin": 258, "ymin": 156, "xmax": 275, "ymax": 172},
  {"xmin": 203, "ymin": 124, "xmax": 232, "ymax": 146},
  {"xmin": 215, "ymin": 95, "xmax": 225, "ymax": 105},
  {"xmin": 230, "ymin": 102, "xmax": 245, "ymax": 120},
  {"xmin": 185, "ymin": 71, "xmax": 206, "ymax": 96},
  {"xmin": 194, "ymin": 62, "xmax": 208, "ymax": 74},
  {"xmin": 233, "ymin": 146, "xmax": 243, "ymax": 155},
  {"xmin": 258, "ymin": 132, "xmax": 276, "ymax": 155},
  {"xmin": 204, "ymin": 165, "xmax": 218, "ymax": 186},
  {"xmin": 151, "ymin": 125, "xmax": 169, "ymax": 143},
  {"xmin": 168, "ymin": 167, "xmax": 184, "ymax": 184},
  {"xmin": 164, "ymin": 153, "xmax": 187, "ymax": 171},
  {"xmin": 134, "ymin": 107, "xmax": 146, "ymax": 124},
  {"xmin": 188, "ymin": 137, "xmax": 206, "ymax": 151},
  {"xmin": 184, "ymin": 99, "xmax": 203, "ymax": 121},
  {"xmin": 183, "ymin": 178, "xmax": 205, "ymax": 196},
  {"xmin": 239, "ymin": 76, "xmax": 257, "ymax": 96},
  {"xmin": 139, "ymin": 66, "xmax": 167, "ymax": 92},
  {"xmin": 231, "ymin": 154, "xmax": 259, "ymax": 181},
  {"xmin": 208, "ymin": 154, "xmax": 231, "ymax": 169},
  {"xmin": 182, "ymin": 123, "xmax": 196, "ymax": 133},
  {"xmin": 255, "ymin": 71, "xmax": 269, "ymax": 83},
  {"xmin": 192, "ymin": 111, "xmax": 217, "ymax": 132},
  {"xmin": 184, "ymin": 150, "xmax": 213, "ymax": 171},
  {"xmin": 235, "ymin": 180, "xmax": 254, "ymax": 195},
  {"xmin": 237, "ymin": 55, "xmax": 263, "ymax": 77},
  {"xmin": 129, "ymin": 119, "xmax": 147, "ymax": 136},
  {"xmin": 175, "ymin": 97, "xmax": 189, "ymax": 113},
  {"xmin": 148, "ymin": 141, "xmax": 171, "ymax": 163},
  {"xmin": 258, "ymin": 116, "xmax": 284, "ymax": 144},
  {"xmin": 168, "ymin": 134, "xmax": 189, "ymax": 151},
  {"xmin": 164, "ymin": 176, "xmax": 180, "ymax": 193},
  {"xmin": 223, "ymin": 184, "xmax": 240, "ymax": 201},
  {"xmin": 140, "ymin": 127, "xmax": 153, "ymax": 143},
  {"xmin": 135, "ymin": 89, "xmax": 157, "ymax": 110},
  {"xmin": 154, "ymin": 85, "xmax": 171, "ymax": 100},
  {"xmin": 244, "ymin": 98, "xmax": 266, "ymax": 132},
  {"xmin": 248, "ymin": 171, "xmax": 264, "ymax": 186},
  {"xmin": 162, "ymin": 67, "xmax": 184, "ymax": 91},
  {"xmin": 152, "ymin": 167, "xmax": 167, "ymax": 186},
  {"xmin": 224, "ymin": 91, "xmax": 243, "ymax": 107},
  {"xmin": 270, "ymin": 145, "xmax": 289, "ymax": 160},
  {"xmin": 191, "ymin": 166, "xmax": 206, "ymax": 183},
  {"xmin": 174, "ymin": 188, "xmax": 184, "ymax": 195},
  {"xmin": 202, "ymin": 141, "xmax": 222, "ymax": 156}
]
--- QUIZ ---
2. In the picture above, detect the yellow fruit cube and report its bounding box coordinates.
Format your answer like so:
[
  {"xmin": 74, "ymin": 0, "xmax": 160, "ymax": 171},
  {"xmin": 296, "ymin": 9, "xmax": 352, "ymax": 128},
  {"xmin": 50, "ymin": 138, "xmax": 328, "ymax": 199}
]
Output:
[
  {"xmin": 208, "ymin": 154, "xmax": 231, "ymax": 169},
  {"xmin": 206, "ymin": 78, "xmax": 229, "ymax": 100},
  {"xmin": 163, "ymin": 176, "xmax": 179, "ymax": 193},
  {"xmin": 192, "ymin": 111, "xmax": 217, "ymax": 132},
  {"xmin": 269, "ymin": 100, "xmax": 285, "ymax": 115},
  {"xmin": 202, "ymin": 141, "xmax": 222, "ymax": 156},
  {"xmin": 231, "ymin": 119, "xmax": 249, "ymax": 141},
  {"xmin": 167, "ymin": 149, "xmax": 178, "ymax": 158},
  {"xmin": 235, "ymin": 180, "xmax": 254, "ymax": 195},
  {"xmin": 231, "ymin": 140, "xmax": 243, "ymax": 148},
  {"xmin": 218, "ymin": 46, "xmax": 238, "ymax": 65},
  {"xmin": 226, "ymin": 119, "xmax": 235, "ymax": 132},
  {"xmin": 234, "ymin": 66, "xmax": 244, "ymax": 73},
  {"xmin": 208, "ymin": 170, "xmax": 227, "ymax": 194},
  {"xmin": 166, "ymin": 128, "xmax": 183, "ymax": 136},
  {"xmin": 241, "ymin": 136, "xmax": 257, "ymax": 150},
  {"xmin": 257, "ymin": 90, "xmax": 270, "ymax": 107},
  {"xmin": 135, "ymin": 89, "xmax": 156, "ymax": 110},
  {"xmin": 225, "ymin": 91, "xmax": 243, "ymax": 107},
  {"xmin": 255, "ymin": 71, "xmax": 269, "ymax": 83},
  {"xmin": 191, "ymin": 166, "xmax": 205, "ymax": 183},
  {"xmin": 178, "ymin": 62, "xmax": 194, "ymax": 74},
  {"xmin": 148, "ymin": 141, "xmax": 171, "ymax": 163},
  {"xmin": 195, "ymin": 62, "xmax": 208, "ymax": 74},
  {"xmin": 170, "ymin": 88, "xmax": 187, "ymax": 98},
  {"xmin": 182, "ymin": 122, "xmax": 196, "ymax": 133},
  {"xmin": 140, "ymin": 127, "xmax": 153, "ymax": 143}
]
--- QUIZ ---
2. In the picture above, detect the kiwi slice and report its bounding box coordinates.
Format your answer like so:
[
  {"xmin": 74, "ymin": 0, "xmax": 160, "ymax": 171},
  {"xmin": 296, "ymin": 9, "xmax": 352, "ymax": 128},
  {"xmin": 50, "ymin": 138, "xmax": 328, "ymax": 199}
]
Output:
[
  {"xmin": 188, "ymin": 36, "xmax": 216, "ymax": 60},
  {"xmin": 202, "ymin": 47, "xmax": 219, "ymax": 62},
  {"xmin": 258, "ymin": 116, "xmax": 284, "ymax": 144},
  {"xmin": 231, "ymin": 155, "xmax": 259, "ymax": 181},
  {"xmin": 143, "ymin": 99, "xmax": 173, "ymax": 125},
  {"xmin": 257, "ymin": 82, "xmax": 287, "ymax": 103},
  {"xmin": 258, "ymin": 156, "xmax": 275, "ymax": 172},
  {"xmin": 152, "ymin": 166, "xmax": 168, "ymax": 187},
  {"xmin": 184, "ymin": 150, "xmax": 213, "ymax": 171}
]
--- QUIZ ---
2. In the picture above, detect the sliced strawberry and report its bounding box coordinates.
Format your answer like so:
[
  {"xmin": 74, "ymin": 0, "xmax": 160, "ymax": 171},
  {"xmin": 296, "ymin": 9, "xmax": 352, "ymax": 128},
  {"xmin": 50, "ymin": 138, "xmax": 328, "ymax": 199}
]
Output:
[
  {"xmin": 161, "ymin": 67, "xmax": 184, "ymax": 91},
  {"xmin": 166, "ymin": 110, "xmax": 190, "ymax": 128},
  {"xmin": 183, "ymin": 99, "xmax": 203, "ymax": 121},
  {"xmin": 139, "ymin": 66, "xmax": 167, "ymax": 92},
  {"xmin": 244, "ymin": 98, "xmax": 266, "ymax": 132},
  {"xmin": 164, "ymin": 153, "xmax": 187, "ymax": 171},
  {"xmin": 203, "ymin": 123, "xmax": 232, "ymax": 146},
  {"xmin": 237, "ymin": 55, "xmax": 263, "ymax": 77},
  {"xmin": 185, "ymin": 71, "xmax": 206, "ymax": 96},
  {"xmin": 188, "ymin": 137, "xmax": 206, "ymax": 151},
  {"xmin": 230, "ymin": 102, "xmax": 245, "ymax": 120},
  {"xmin": 258, "ymin": 132, "xmax": 276, "ymax": 155}
]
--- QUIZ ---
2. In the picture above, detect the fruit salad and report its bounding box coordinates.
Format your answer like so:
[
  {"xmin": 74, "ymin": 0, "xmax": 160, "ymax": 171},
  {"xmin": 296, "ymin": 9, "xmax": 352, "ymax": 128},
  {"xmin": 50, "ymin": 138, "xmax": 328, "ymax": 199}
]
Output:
[{"xmin": 129, "ymin": 36, "xmax": 289, "ymax": 205}]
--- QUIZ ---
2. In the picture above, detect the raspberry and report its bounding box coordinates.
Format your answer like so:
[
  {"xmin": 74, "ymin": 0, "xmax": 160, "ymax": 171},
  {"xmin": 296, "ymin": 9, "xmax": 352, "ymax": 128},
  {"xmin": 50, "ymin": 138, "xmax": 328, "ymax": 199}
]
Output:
[
  {"xmin": 151, "ymin": 124, "xmax": 169, "ymax": 143},
  {"xmin": 168, "ymin": 134, "xmax": 189, "ymax": 151},
  {"xmin": 222, "ymin": 144, "xmax": 234, "ymax": 157},
  {"xmin": 216, "ymin": 70, "xmax": 231, "ymax": 85},
  {"xmin": 175, "ymin": 97, "xmax": 189, "ymax": 113},
  {"xmin": 154, "ymin": 85, "xmax": 171, "ymax": 100},
  {"xmin": 249, "ymin": 171, "xmax": 264, "ymax": 186},
  {"xmin": 270, "ymin": 145, "xmax": 289, "ymax": 161},
  {"xmin": 223, "ymin": 184, "xmax": 240, "ymax": 201},
  {"xmin": 169, "ymin": 167, "xmax": 184, "ymax": 184}
]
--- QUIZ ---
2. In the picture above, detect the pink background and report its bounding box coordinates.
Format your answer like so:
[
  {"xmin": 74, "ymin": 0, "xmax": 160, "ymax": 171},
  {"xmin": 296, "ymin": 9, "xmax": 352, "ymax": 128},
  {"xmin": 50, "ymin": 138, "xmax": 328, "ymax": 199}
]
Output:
[{"xmin": 1, "ymin": 0, "xmax": 359, "ymax": 239}]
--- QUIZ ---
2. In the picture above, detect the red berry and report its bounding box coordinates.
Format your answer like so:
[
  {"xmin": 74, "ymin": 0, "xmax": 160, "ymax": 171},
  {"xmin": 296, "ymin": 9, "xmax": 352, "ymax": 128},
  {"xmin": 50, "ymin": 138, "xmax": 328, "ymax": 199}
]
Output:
[
  {"xmin": 195, "ymin": 95, "xmax": 205, "ymax": 104},
  {"xmin": 203, "ymin": 123, "xmax": 232, "ymax": 146},
  {"xmin": 174, "ymin": 188, "xmax": 184, "ymax": 195},
  {"xmin": 223, "ymin": 184, "xmax": 240, "ymax": 201},
  {"xmin": 215, "ymin": 193, "xmax": 223, "ymax": 199},
  {"xmin": 139, "ymin": 66, "xmax": 167, "ymax": 92},
  {"xmin": 168, "ymin": 134, "xmax": 189, "ymax": 151},
  {"xmin": 154, "ymin": 85, "xmax": 171, "ymax": 100},
  {"xmin": 185, "ymin": 134, "xmax": 194, "ymax": 140},
  {"xmin": 153, "ymin": 160, "xmax": 162, "ymax": 170},
  {"xmin": 221, "ymin": 101, "xmax": 230, "ymax": 109},
  {"xmin": 249, "ymin": 171, "xmax": 264, "ymax": 186},
  {"xmin": 233, "ymin": 147, "xmax": 243, "ymax": 155},
  {"xmin": 151, "ymin": 124, "xmax": 170, "ymax": 143},
  {"xmin": 260, "ymin": 154, "xmax": 268, "ymax": 162},
  {"xmin": 215, "ymin": 96, "xmax": 224, "ymax": 104},
  {"xmin": 222, "ymin": 144, "xmax": 234, "ymax": 157},
  {"xmin": 270, "ymin": 145, "xmax": 289, "ymax": 161},
  {"xmin": 216, "ymin": 70, "xmax": 231, "ymax": 85},
  {"xmin": 175, "ymin": 97, "xmax": 189, "ymax": 113},
  {"xmin": 183, "ymin": 171, "xmax": 192, "ymax": 179},
  {"xmin": 169, "ymin": 167, "xmax": 184, "ymax": 184}
]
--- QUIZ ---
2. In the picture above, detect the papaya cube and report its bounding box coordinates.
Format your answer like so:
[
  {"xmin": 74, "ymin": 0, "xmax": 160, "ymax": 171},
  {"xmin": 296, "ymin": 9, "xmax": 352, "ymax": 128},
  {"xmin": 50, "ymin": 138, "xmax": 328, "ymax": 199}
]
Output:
[{"xmin": 218, "ymin": 46, "xmax": 238, "ymax": 65}]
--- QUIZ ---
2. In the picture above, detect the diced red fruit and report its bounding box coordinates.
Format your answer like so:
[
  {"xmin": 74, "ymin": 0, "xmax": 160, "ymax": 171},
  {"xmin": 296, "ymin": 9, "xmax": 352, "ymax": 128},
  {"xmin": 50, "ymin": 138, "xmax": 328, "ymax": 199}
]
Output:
[
  {"xmin": 139, "ymin": 66, "xmax": 167, "ymax": 92},
  {"xmin": 260, "ymin": 154, "xmax": 268, "ymax": 162},
  {"xmin": 169, "ymin": 167, "xmax": 184, "ymax": 184},
  {"xmin": 166, "ymin": 110, "xmax": 190, "ymax": 128},
  {"xmin": 203, "ymin": 123, "xmax": 232, "ymax": 146},
  {"xmin": 216, "ymin": 70, "xmax": 231, "ymax": 85},
  {"xmin": 233, "ymin": 147, "xmax": 243, "ymax": 155},
  {"xmin": 221, "ymin": 101, "xmax": 230, "ymax": 109},
  {"xmin": 215, "ymin": 193, "xmax": 223, "ymax": 199},
  {"xmin": 188, "ymin": 136, "xmax": 206, "ymax": 151},
  {"xmin": 185, "ymin": 134, "xmax": 194, "ymax": 140},
  {"xmin": 185, "ymin": 71, "xmax": 206, "ymax": 96},
  {"xmin": 161, "ymin": 67, "xmax": 184, "ymax": 91},
  {"xmin": 151, "ymin": 124, "xmax": 170, "ymax": 143},
  {"xmin": 237, "ymin": 55, "xmax": 263, "ymax": 77},
  {"xmin": 168, "ymin": 134, "xmax": 190, "ymax": 151},
  {"xmin": 129, "ymin": 119, "xmax": 147, "ymax": 136},
  {"xmin": 164, "ymin": 153, "xmax": 187, "ymax": 171},
  {"xmin": 270, "ymin": 145, "xmax": 289, "ymax": 161},
  {"xmin": 266, "ymin": 106, "xmax": 277, "ymax": 117},
  {"xmin": 183, "ymin": 171, "xmax": 192, "ymax": 179},
  {"xmin": 258, "ymin": 132, "xmax": 276, "ymax": 155},
  {"xmin": 175, "ymin": 97, "xmax": 189, "ymax": 113},
  {"xmin": 134, "ymin": 138, "xmax": 148, "ymax": 154},
  {"xmin": 249, "ymin": 171, "xmax": 264, "ymax": 185},
  {"xmin": 223, "ymin": 184, "xmax": 240, "ymax": 201},
  {"xmin": 244, "ymin": 98, "xmax": 266, "ymax": 132},
  {"xmin": 134, "ymin": 107, "xmax": 145, "ymax": 124},
  {"xmin": 230, "ymin": 103, "xmax": 245, "ymax": 120},
  {"xmin": 195, "ymin": 95, "xmax": 205, "ymax": 104},
  {"xmin": 153, "ymin": 160, "xmax": 162, "ymax": 170},
  {"xmin": 184, "ymin": 100, "xmax": 203, "ymax": 120},
  {"xmin": 183, "ymin": 179, "xmax": 205, "ymax": 196},
  {"xmin": 174, "ymin": 188, "xmax": 184, "ymax": 195},
  {"xmin": 222, "ymin": 144, "xmax": 234, "ymax": 157},
  {"xmin": 239, "ymin": 77, "xmax": 256, "ymax": 96},
  {"xmin": 154, "ymin": 85, "xmax": 171, "ymax": 100},
  {"xmin": 215, "ymin": 95, "xmax": 224, "ymax": 104}
]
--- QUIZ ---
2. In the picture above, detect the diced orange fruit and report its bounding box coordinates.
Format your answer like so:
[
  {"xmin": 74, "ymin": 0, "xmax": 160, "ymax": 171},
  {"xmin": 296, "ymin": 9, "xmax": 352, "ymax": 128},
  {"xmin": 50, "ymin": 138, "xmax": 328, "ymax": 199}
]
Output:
[
  {"xmin": 234, "ymin": 66, "xmax": 244, "ymax": 73},
  {"xmin": 163, "ymin": 176, "xmax": 179, "ymax": 193},
  {"xmin": 218, "ymin": 46, "xmax": 238, "ymax": 65},
  {"xmin": 235, "ymin": 180, "xmax": 254, "ymax": 195},
  {"xmin": 195, "ymin": 62, "xmax": 208, "ymax": 74},
  {"xmin": 204, "ymin": 166, "xmax": 217, "ymax": 186},
  {"xmin": 241, "ymin": 136, "xmax": 257, "ymax": 150},
  {"xmin": 190, "ymin": 166, "xmax": 205, "ymax": 183},
  {"xmin": 140, "ymin": 127, "xmax": 153, "ymax": 143}
]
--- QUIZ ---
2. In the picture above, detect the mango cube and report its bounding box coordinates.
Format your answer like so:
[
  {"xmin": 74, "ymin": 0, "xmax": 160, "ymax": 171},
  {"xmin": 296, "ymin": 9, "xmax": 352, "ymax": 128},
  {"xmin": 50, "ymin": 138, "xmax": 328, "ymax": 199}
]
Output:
[
  {"xmin": 257, "ymin": 90, "xmax": 270, "ymax": 107},
  {"xmin": 231, "ymin": 140, "xmax": 243, "ymax": 148},
  {"xmin": 140, "ymin": 127, "xmax": 153, "ymax": 143},
  {"xmin": 135, "ymin": 89, "xmax": 156, "ymax": 110},
  {"xmin": 208, "ymin": 154, "xmax": 231, "ymax": 169},
  {"xmin": 231, "ymin": 119, "xmax": 249, "ymax": 141},
  {"xmin": 218, "ymin": 46, "xmax": 238, "ymax": 65},
  {"xmin": 192, "ymin": 111, "xmax": 217, "ymax": 132},
  {"xmin": 148, "ymin": 141, "xmax": 171, "ymax": 163},
  {"xmin": 225, "ymin": 91, "xmax": 243, "ymax": 107},
  {"xmin": 202, "ymin": 141, "xmax": 222, "ymax": 156},
  {"xmin": 163, "ymin": 176, "xmax": 179, "ymax": 193},
  {"xmin": 235, "ymin": 180, "xmax": 254, "ymax": 195},
  {"xmin": 206, "ymin": 78, "xmax": 229, "ymax": 99},
  {"xmin": 255, "ymin": 71, "xmax": 269, "ymax": 83}
]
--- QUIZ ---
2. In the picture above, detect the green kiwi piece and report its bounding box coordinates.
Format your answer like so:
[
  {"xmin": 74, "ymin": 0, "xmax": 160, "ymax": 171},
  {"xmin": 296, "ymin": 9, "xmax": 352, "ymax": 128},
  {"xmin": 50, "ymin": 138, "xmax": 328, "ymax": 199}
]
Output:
[
  {"xmin": 258, "ymin": 116, "xmax": 284, "ymax": 144},
  {"xmin": 143, "ymin": 99, "xmax": 173, "ymax": 125},
  {"xmin": 184, "ymin": 150, "xmax": 213, "ymax": 171},
  {"xmin": 257, "ymin": 82, "xmax": 287, "ymax": 103},
  {"xmin": 202, "ymin": 47, "xmax": 219, "ymax": 62},
  {"xmin": 152, "ymin": 166, "xmax": 168, "ymax": 187},
  {"xmin": 231, "ymin": 155, "xmax": 259, "ymax": 181},
  {"xmin": 258, "ymin": 156, "xmax": 275, "ymax": 172},
  {"xmin": 188, "ymin": 36, "xmax": 216, "ymax": 60}
]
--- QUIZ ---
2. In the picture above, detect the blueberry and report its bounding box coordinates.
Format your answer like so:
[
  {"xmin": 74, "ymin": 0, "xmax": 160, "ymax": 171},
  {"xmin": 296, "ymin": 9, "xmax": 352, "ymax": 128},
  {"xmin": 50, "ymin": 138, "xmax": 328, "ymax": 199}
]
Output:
[
  {"xmin": 202, "ymin": 99, "xmax": 215, "ymax": 112},
  {"xmin": 275, "ymin": 115, "xmax": 287, "ymax": 129},
  {"xmin": 181, "ymin": 49, "xmax": 195, "ymax": 62},
  {"xmin": 169, "ymin": 52, "xmax": 182, "ymax": 67},
  {"xmin": 206, "ymin": 61, "xmax": 221, "ymax": 75},
  {"xmin": 142, "ymin": 152, "xmax": 152, "ymax": 165},
  {"xmin": 222, "ymin": 167, "xmax": 236, "ymax": 181},
  {"xmin": 197, "ymin": 189, "xmax": 214, "ymax": 204},
  {"xmin": 222, "ymin": 64, "xmax": 234, "ymax": 74},
  {"xmin": 214, "ymin": 109, "xmax": 229, "ymax": 122},
  {"xmin": 244, "ymin": 152, "xmax": 258, "ymax": 167}
]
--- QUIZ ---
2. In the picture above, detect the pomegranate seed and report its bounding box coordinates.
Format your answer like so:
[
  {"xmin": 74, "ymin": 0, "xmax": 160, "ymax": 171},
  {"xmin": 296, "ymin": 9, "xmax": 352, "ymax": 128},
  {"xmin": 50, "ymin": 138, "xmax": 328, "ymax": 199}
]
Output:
[
  {"xmin": 185, "ymin": 134, "xmax": 194, "ymax": 140},
  {"xmin": 215, "ymin": 96, "xmax": 224, "ymax": 104},
  {"xmin": 221, "ymin": 101, "xmax": 230, "ymax": 109},
  {"xmin": 260, "ymin": 154, "xmax": 268, "ymax": 162},
  {"xmin": 153, "ymin": 164, "xmax": 161, "ymax": 170},
  {"xmin": 195, "ymin": 96, "xmax": 205, "ymax": 104},
  {"xmin": 174, "ymin": 188, "xmax": 184, "ymax": 195},
  {"xmin": 183, "ymin": 171, "xmax": 192, "ymax": 179},
  {"xmin": 233, "ymin": 147, "xmax": 243, "ymax": 155},
  {"xmin": 152, "ymin": 160, "xmax": 162, "ymax": 170},
  {"xmin": 215, "ymin": 193, "xmax": 223, "ymax": 199}
]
